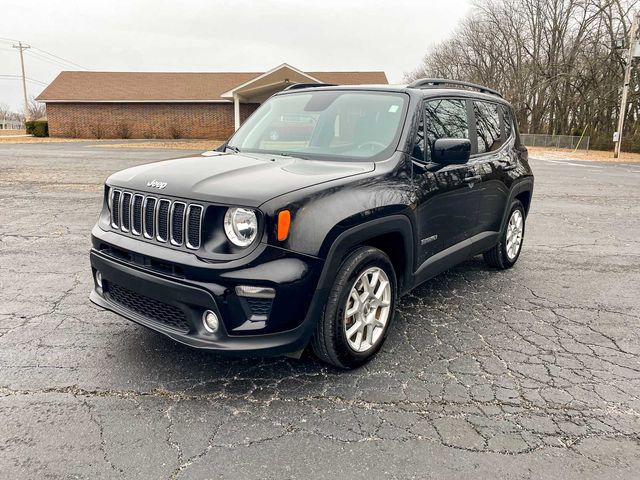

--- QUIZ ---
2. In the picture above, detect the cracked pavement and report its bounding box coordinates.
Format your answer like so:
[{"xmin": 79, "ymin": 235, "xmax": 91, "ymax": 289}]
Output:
[{"xmin": 1, "ymin": 142, "xmax": 639, "ymax": 479}]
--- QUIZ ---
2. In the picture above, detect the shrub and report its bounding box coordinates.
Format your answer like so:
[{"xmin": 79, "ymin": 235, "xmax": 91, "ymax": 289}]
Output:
[
  {"xmin": 169, "ymin": 125, "xmax": 182, "ymax": 139},
  {"xmin": 115, "ymin": 122, "xmax": 131, "ymax": 139},
  {"xmin": 90, "ymin": 123, "xmax": 105, "ymax": 139},
  {"xmin": 65, "ymin": 123, "xmax": 80, "ymax": 138},
  {"xmin": 169, "ymin": 125, "xmax": 182, "ymax": 140},
  {"xmin": 143, "ymin": 129, "xmax": 156, "ymax": 139},
  {"xmin": 25, "ymin": 120, "xmax": 48, "ymax": 137}
]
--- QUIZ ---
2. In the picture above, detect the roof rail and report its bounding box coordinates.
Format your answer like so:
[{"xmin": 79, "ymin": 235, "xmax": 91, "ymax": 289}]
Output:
[
  {"xmin": 283, "ymin": 82, "xmax": 337, "ymax": 91},
  {"xmin": 408, "ymin": 78, "xmax": 502, "ymax": 98}
]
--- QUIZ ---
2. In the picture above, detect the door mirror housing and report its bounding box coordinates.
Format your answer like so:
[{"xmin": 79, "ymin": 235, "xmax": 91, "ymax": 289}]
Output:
[{"xmin": 432, "ymin": 138, "xmax": 471, "ymax": 165}]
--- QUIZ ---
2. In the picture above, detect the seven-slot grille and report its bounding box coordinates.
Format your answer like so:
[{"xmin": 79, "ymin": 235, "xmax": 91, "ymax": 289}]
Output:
[{"xmin": 110, "ymin": 189, "xmax": 203, "ymax": 250}]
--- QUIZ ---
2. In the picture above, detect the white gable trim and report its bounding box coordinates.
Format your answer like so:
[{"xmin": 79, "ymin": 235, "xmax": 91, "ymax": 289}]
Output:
[{"xmin": 220, "ymin": 63, "xmax": 322, "ymax": 98}]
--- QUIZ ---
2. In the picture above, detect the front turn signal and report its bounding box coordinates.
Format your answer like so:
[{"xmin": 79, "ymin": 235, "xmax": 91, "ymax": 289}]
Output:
[{"xmin": 277, "ymin": 210, "xmax": 291, "ymax": 241}]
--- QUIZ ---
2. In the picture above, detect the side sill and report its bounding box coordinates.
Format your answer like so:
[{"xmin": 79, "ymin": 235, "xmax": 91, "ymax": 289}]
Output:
[{"xmin": 413, "ymin": 231, "xmax": 499, "ymax": 287}]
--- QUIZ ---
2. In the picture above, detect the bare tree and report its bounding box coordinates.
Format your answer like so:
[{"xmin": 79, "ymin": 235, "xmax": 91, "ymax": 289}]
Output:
[
  {"xmin": 0, "ymin": 103, "xmax": 23, "ymax": 125},
  {"xmin": 0, "ymin": 103, "xmax": 10, "ymax": 122},
  {"xmin": 26, "ymin": 95, "xmax": 46, "ymax": 120},
  {"xmin": 406, "ymin": 0, "xmax": 640, "ymax": 150}
]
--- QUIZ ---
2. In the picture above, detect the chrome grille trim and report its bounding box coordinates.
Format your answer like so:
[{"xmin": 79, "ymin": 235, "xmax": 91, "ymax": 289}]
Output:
[
  {"xmin": 109, "ymin": 190, "xmax": 204, "ymax": 251},
  {"xmin": 131, "ymin": 194, "xmax": 144, "ymax": 236},
  {"xmin": 143, "ymin": 197, "xmax": 156, "ymax": 239},
  {"xmin": 120, "ymin": 192, "xmax": 132, "ymax": 232},
  {"xmin": 170, "ymin": 201, "xmax": 187, "ymax": 246},
  {"xmin": 110, "ymin": 189, "xmax": 121, "ymax": 228},
  {"xmin": 156, "ymin": 199, "xmax": 171, "ymax": 243},
  {"xmin": 186, "ymin": 204, "xmax": 203, "ymax": 250}
]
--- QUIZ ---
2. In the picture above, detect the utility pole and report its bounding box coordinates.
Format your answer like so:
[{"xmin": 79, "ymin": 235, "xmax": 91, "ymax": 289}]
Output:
[
  {"xmin": 12, "ymin": 41, "xmax": 31, "ymax": 122},
  {"xmin": 615, "ymin": 13, "xmax": 640, "ymax": 158}
]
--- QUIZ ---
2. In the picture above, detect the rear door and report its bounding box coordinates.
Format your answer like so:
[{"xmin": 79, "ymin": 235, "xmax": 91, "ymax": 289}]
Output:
[
  {"xmin": 467, "ymin": 100, "xmax": 512, "ymax": 237},
  {"xmin": 412, "ymin": 97, "xmax": 479, "ymax": 266}
]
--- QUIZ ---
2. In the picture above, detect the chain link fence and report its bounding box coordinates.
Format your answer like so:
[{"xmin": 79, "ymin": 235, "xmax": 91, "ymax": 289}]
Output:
[{"xmin": 520, "ymin": 134, "xmax": 590, "ymax": 150}]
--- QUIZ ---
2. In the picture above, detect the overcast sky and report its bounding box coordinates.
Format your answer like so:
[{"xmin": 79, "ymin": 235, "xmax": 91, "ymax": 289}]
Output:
[{"xmin": 1, "ymin": 0, "xmax": 471, "ymax": 112}]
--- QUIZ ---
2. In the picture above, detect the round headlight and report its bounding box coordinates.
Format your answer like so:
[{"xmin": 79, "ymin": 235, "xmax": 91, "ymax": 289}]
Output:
[{"xmin": 224, "ymin": 207, "xmax": 258, "ymax": 247}]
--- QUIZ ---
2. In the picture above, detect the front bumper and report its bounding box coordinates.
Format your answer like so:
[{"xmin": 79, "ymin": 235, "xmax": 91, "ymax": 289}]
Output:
[{"xmin": 89, "ymin": 228, "xmax": 326, "ymax": 356}]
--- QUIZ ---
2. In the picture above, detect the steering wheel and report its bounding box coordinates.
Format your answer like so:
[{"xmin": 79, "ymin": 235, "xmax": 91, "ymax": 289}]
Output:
[{"xmin": 357, "ymin": 141, "xmax": 386, "ymax": 151}]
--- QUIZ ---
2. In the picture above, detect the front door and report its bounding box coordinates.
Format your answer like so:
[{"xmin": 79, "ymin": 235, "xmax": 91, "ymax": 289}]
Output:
[{"xmin": 412, "ymin": 98, "xmax": 480, "ymax": 267}]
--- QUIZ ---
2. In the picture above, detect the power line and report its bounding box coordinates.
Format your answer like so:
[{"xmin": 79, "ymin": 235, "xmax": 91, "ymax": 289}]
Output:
[
  {"xmin": 0, "ymin": 74, "xmax": 48, "ymax": 86},
  {"xmin": 25, "ymin": 49, "xmax": 86, "ymax": 70},
  {"xmin": 1, "ymin": 37, "xmax": 88, "ymax": 69},
  {"xmin": 31, "ymin": 46, "xmax": 88, "ymax": 70}
]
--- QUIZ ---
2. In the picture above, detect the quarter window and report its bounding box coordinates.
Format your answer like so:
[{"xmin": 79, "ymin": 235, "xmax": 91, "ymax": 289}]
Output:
[
  {"xmin": 474, "ymin": 101, "xmax": 502, "ymax": 153},
  {"xmin": 424, "ymin": 99, "xmax": 469, "ymax": 161},
  {"xmin": 502, "ymin": 105, "xmax": 513, "ymax": 139}
]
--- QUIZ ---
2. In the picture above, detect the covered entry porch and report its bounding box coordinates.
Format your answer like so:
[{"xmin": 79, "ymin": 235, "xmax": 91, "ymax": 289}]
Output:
[{"xmin": 221, "ymin": 63, "xmax": 326, "ymax": 131}]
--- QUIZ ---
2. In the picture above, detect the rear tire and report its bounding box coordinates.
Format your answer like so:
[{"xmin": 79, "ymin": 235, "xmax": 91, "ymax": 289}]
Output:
[
  {"xmin": 311, "ymin": 246, "xmax": 397, "ymax": 369},
  {"xmin": 484, "ymin": 200, "xmax": 525, "ymax": 269}
]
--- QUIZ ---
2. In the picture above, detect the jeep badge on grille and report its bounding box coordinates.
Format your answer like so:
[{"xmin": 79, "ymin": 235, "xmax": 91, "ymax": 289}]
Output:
[{"xmin": 147, "ymin": 179, "xmax": 168, "ymax": 189}]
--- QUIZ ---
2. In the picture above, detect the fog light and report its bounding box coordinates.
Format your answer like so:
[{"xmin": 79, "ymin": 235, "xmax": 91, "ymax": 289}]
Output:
[
  {"xmin": 202, "ymin": 310, "xmax": 219, "ymax": 333},
  {"xmin": 95, "ymin": 270, "xmax": 103, "ymax": 288},
  {"xmin": 235, "ymin": 285, "xmax": 275, "ymax": 298}
]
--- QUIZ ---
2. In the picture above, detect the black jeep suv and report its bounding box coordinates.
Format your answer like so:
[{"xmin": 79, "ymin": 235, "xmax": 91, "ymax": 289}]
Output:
[{"xmin": 90, "ymin": 79, "xmax": 533, "ymax": 369}]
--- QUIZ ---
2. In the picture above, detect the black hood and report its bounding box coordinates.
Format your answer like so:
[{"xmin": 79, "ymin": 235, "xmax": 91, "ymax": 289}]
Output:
[{"xmin": 106, "ymin": 151, "xmax": 375, "ymax": 207}]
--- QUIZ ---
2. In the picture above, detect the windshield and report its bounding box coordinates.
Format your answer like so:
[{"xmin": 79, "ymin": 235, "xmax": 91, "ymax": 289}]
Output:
[{"xmin": 228, "ymin": 90, "xmax": 408, "ymax": 161}]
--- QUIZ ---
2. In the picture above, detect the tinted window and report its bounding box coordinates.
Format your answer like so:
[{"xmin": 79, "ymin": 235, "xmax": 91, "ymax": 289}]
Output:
[
  {"xmin": 475, "ymin": 101, "xmax": 502, "ymax": 153},
  {"xmin": 501, "ymin": 105, "xmax": 513, "ymax": 139},
  {"xmin": 424, "ymin": 99, "xmax": 469, "ymax": 161},
  {"xmin": 412, "ymin": 115, "xmax": 425, "ymax": 161},
  {"xmin": 229, "ymin": 91, "xmax": 407, "ymax": 161}
]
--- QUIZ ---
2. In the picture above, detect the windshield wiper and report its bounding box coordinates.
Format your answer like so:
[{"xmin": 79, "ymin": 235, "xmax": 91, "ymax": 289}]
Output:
[
  {"xmin": 274, "ymin": 152, "xmax": 310, "ymax": 160},
  {"xmin": 225, "ymin": 144, "xmax": 241, "ymax": 153}
]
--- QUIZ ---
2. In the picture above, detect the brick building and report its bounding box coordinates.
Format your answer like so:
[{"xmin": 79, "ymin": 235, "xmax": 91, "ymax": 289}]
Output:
[{"xmin": 36, "ymin": 64, "xmax": 387, "ymax": 139}]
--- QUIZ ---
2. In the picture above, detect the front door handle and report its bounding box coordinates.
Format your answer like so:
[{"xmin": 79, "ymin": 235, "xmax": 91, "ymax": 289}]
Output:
[{"xmin": 463, "ymin": 175, "xmax": 482, "ymax": 183}]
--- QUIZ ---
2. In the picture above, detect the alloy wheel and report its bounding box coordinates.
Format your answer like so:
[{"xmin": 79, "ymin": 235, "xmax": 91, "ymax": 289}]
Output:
[
  {"xmin": 343, "ymin": 267, "xmax": 392, "ymax": 353},
  {"xmin": 506, "ymin": 209, "xmax": 524, "ymax": 261}
]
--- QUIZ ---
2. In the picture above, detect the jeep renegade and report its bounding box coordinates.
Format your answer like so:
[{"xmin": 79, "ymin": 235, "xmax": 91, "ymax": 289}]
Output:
[{"xmin": 90, "ymin": 79, "xmax": 534, "ymax": 369}]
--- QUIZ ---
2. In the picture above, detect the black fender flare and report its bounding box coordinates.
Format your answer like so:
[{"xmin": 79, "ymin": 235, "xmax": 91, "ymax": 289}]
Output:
[
  {"xmin": 294, "ymin": 216, "xmax": 415, "ymax": 351},
  {"xmin": 499, "ymin": 177, "xmax": 534, "ymax": 233},
  {"xmin": 316, "ymin": 214, "xmax": 415, "ymax": 295}
]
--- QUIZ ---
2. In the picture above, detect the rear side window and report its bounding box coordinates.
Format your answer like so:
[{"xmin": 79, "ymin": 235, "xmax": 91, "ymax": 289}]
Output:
[
  {"xmin": 424, "ymin": 99, "xmax": 469, "ymax": 161},
  {"xmin": 502, "ymin": 105, "xmax": 513, "ymax": 139},
  {"xmin": 474, "ymin": 101, "xmax": 502, "ymax": 153}
]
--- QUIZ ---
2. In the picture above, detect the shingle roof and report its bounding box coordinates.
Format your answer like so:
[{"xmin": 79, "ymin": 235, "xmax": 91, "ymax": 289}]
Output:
[{"xmin": 36, "ymin": 70, "xmax": 389, "ymax": 102}]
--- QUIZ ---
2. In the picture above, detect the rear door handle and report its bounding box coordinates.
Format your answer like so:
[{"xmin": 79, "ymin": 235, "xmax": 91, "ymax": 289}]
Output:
[
  {"xmin": 498, "ymin": 164, "xmax": 517, "ymax": 172},
  {"xmin": 463, "ymin": 175, "xmax": 482, "ymax": 183}
]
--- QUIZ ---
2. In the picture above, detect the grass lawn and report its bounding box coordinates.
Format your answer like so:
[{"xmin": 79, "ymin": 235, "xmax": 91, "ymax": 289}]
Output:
[{"xmin": 527, "ymin": 146, "xmax": 640, "ymax": 163}]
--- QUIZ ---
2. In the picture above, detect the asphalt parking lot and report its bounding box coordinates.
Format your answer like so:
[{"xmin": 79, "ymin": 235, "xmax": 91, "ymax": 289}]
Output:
[{"xmin": 1, "ymin": 142, "xmax": 639, "ymax": 479}]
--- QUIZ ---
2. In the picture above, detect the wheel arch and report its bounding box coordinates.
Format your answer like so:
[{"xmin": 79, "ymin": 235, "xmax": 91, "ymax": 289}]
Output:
[
  {"xmin": 500, "ymin": 177, "xmax": 533, "ymax": 232},
  {"xmin": 317, "ymin": 215, "xmax": 415, "ymax": 295}
]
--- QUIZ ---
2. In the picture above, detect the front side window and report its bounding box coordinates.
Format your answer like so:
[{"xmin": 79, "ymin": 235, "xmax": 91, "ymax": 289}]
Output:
[
  {"xmin": 411, "ymin": 115, "xmax": 425, "ymax": 161},
  {"xmin": 423, "ymin": 99, "xmax": 469, "ymax": 161},
  {"xmin": 475, "ymin": 101, "xmax": 502, "ymax": 153},
  {"xmin": 228, "ymin": 91, "xmax": 408, "ymax": 161}
]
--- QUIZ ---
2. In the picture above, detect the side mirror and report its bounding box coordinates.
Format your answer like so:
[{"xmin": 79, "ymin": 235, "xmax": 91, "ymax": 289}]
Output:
[{"xmin": 432, "ymin": 138, "xmax": 471, "ymax": 165}]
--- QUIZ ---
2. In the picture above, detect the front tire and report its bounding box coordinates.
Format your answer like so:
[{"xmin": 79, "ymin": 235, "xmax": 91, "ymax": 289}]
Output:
[
  {"xmin": 484, "ymin": 200, "xmax": 526, "ymax": 269},
  {"xmin": 311, "ymin": 246, "xmax": 397, "ymax": 369}
]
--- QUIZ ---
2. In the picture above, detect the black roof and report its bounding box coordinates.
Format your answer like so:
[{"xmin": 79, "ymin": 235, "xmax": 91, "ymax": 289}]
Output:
[{"xmin": 276, "ymin": 80, "xmax": 510, "ymax": 105}]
